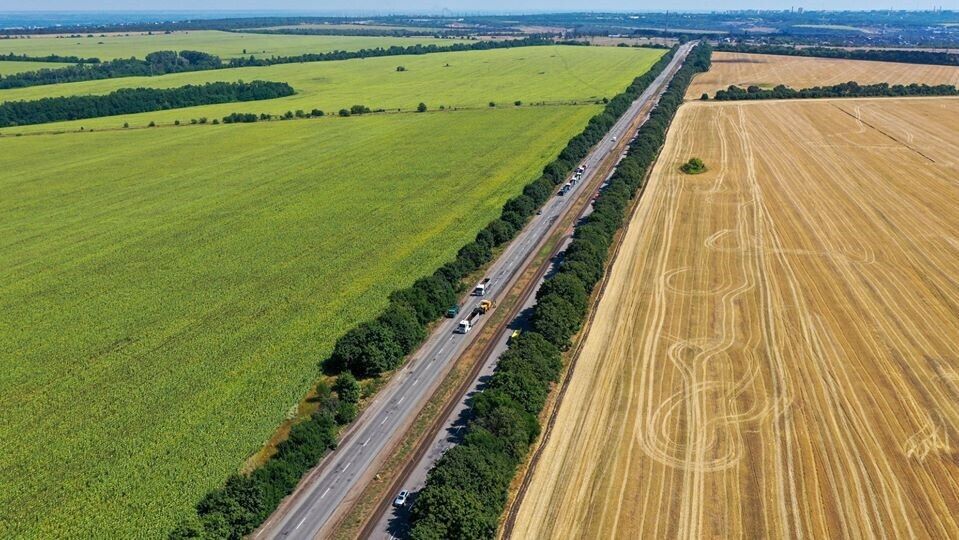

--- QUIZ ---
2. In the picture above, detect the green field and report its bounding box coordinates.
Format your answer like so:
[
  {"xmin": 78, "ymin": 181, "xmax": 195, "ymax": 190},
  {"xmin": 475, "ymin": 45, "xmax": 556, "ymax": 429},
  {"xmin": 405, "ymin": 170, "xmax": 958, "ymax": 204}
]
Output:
[
  {"xmin": 0, "ymin": 39, "xmax": 664, "ymax": 537},
  {"xmin": 0, "ymin": 45, "xmax": 662, "ymax": 134},
  {"xmin": 0, "ymin": 60, "xmax": 72, "ymax": 75},
  {"xmin": 0, "ymin": 30, "xmax": 468, "ymax": 60},
  {"xmin": 0, "ymin": 105, "xmax": 601, "ymax": 537}
]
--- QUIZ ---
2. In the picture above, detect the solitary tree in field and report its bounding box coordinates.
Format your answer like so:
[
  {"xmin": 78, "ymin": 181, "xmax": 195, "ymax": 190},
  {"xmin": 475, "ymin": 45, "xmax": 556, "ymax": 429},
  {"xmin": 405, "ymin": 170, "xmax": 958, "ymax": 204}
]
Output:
[
  {"xmin": 417, "ymin": 102, "xmax": 428, "ymax": 113},
  {"xmin": 681, "ymin": 157, "xmax": 707, "ymax": 174}
]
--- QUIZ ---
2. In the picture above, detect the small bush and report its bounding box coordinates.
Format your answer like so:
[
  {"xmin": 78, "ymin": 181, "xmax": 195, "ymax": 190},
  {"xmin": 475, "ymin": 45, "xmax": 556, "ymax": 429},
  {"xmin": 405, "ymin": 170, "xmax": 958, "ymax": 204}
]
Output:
[{"xmin": 680, "ymin": 157, "xmax": 707, "ymax": 175}]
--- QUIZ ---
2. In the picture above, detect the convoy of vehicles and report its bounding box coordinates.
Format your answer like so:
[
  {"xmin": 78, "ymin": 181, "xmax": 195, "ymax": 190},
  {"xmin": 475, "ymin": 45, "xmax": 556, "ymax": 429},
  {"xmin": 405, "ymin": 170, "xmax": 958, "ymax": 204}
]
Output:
[{"xmin": 560, "ymin": 163, "xmax": 589, "ymax": 196}]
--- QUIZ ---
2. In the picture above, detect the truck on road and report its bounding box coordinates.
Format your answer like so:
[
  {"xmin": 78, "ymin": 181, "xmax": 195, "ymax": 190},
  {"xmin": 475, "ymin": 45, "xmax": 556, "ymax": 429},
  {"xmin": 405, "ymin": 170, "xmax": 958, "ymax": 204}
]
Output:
[
  {"xmin": 473, "ymin": 278, "xmax": 491, "ymax": 296},
  {"xmin": 479, "ymin": 299, "xmax": 494, "ymax": 313},
  {"xmin": 456, "ymin": 308, "xmax": 482, "ymax": 334}
]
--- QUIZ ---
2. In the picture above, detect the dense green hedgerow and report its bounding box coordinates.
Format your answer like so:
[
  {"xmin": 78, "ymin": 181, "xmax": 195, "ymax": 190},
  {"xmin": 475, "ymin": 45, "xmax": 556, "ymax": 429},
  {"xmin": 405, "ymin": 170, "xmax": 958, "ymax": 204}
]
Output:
[
  {"xmin": 715, "ymin": 43, "xmax": 959, "ymax": 67},
  {"xmin": 713, "ymin": 80, "xmax": 959, "ymax": 101},
  {"xmin": 0, "ymin": 80, "xmax": 293, "ymax": 127}
]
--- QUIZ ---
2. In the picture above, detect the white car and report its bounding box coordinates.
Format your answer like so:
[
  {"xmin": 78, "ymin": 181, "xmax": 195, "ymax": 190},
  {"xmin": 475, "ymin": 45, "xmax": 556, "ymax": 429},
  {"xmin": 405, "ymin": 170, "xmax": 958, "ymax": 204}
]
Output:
[{"xmin": 394, "ymin": 490, "xmax": 410, "ymax": 507}]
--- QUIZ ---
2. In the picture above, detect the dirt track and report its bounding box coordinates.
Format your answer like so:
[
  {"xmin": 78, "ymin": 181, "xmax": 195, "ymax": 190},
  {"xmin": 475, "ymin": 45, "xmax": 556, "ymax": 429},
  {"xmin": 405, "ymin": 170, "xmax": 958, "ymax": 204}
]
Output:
[
  {"xmin": 509, "ymin": 97, "xmax": 959, "ymax": 539},
  {"xmin": 687, "ymin": 51, "xmax": 959, "ymax": 98}
]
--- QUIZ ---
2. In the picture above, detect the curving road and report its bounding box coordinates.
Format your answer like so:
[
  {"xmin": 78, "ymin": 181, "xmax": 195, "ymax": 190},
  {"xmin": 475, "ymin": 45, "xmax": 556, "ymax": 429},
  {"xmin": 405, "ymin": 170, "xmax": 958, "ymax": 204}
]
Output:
[{"xmin": 254, "ymin": 41, "xmax": 694, "ymax": 540}]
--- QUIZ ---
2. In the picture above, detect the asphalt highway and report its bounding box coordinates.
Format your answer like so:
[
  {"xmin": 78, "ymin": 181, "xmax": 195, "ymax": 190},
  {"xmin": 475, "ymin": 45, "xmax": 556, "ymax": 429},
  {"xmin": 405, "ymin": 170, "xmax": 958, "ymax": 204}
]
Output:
[
  {"xmin": 367, "ymin": 41, "xmax": 696, "ymax": 540},
  {"xmin": 255, "ymin": 41, "xmax": 694, "ymax": 540}
]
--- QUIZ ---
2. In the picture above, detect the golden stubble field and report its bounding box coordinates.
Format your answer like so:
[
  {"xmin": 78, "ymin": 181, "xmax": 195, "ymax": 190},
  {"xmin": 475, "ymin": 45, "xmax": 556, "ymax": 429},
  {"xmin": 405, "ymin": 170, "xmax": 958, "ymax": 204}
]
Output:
[
  {"xmin": 687, "ymin": 51, "xmax": 959, "ymax": 98},
  {"xmin": 510, "ymin": 97, "xmax": 959, "ymax": 539}
]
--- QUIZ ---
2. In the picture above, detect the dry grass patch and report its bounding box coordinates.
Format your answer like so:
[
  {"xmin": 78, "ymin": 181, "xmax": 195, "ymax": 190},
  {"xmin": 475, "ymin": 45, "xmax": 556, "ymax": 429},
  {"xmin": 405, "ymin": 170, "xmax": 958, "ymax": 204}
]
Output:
[
  {"xmin": 510, "ymin": 97, "xmax": 959, "ymax": 539},
  {"xmin": 688, "ymin": 51, "xmax": 959, "ymax": 98}
]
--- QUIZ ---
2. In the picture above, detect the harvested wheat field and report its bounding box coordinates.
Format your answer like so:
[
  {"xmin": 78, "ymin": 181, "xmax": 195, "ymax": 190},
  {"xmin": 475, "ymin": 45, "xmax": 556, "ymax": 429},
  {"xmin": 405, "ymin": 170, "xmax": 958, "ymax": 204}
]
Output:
[
  {"xmin": 687, "ymin": 51, "xmax": 959, "ymax": 98},
  {"xmin": 510, "ymin": 97, "xmax": 959, "ymax": 539}
]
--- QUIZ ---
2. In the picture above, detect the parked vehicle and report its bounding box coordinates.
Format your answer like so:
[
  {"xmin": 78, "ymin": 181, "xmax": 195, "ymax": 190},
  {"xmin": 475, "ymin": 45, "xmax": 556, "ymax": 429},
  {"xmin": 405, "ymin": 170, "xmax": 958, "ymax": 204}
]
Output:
[
  {"xmin": 509, "ymin": 329, "xmax": 521, "ymax": 343},
  {"xmin": 394, "ymin": 490, "xmax": 410, "ymax": 507}
]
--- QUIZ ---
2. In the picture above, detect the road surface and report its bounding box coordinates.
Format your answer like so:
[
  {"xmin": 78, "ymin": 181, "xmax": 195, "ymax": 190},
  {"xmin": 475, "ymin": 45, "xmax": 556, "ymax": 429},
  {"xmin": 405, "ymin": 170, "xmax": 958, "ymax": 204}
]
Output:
[
  {"xmin": 255, "ymin": 42, "xmax": 694, "ymax": 540},
  {"xmin": 364, "ymin": 42, "xmax": 696, "ymax": 540}
]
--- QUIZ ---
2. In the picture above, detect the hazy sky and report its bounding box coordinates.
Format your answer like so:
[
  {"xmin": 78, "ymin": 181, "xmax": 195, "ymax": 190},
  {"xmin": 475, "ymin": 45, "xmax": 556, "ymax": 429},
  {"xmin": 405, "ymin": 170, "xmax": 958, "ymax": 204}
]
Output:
[{"xmin": 1, "ymin": 0, "xmax": 955, "ymax": 12}]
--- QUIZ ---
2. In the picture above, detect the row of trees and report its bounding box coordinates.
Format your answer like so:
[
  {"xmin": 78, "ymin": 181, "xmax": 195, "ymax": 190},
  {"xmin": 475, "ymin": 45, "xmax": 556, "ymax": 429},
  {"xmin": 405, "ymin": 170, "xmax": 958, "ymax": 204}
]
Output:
[
  {"xmin": 712, "ymin": 81, "xmax": 959, "ymax": 101},
  {"xmin": 0, "ymin": 49, "xmax": 222, "ymax": 89},
  {"xmin": 168, "ymin": 42, "xmax": 694, "ymax": 540},
  {"xmin": 0, "ymin": 38, "xmax": 560, "ymax": 90},
  {"xmin": 0, "ymin": 52, "xmax": 100, "ymax": 63},
  {"xmin": 715, "ymin": 43, "xmax": 959, "ymax": 68},
  {"xmin": 224, "ymin": 37, "xmax": 572, "ymax": 67},
  {"xmin": 169, "ymin": 373, "xmax": 361, "ymax": 538},
  {"xmin": 242, "ymin": 27, "xmax": 480, "ymax": 38},
  {"xmin": 0, "ymin": 80, "xmax": 294, "ymax": 128},
  {"xmin": 407, "ymin": 42, "xmax": 713, "ymax": 539}
]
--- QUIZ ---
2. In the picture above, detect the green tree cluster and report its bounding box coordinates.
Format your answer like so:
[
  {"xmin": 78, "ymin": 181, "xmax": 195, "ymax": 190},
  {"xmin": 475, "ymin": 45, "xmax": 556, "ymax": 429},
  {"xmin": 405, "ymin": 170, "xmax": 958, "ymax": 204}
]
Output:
[
  {"xmin": 714, "ymin": 80, "xmax": 959, "ymax": 101},
  {"xmin": 169, "ymin": 381, "xmax": 349, "ymax": 540},
  {"xmin": 715, "ymin": 43, "xmax": 959, "ymax": 68},
  {"xmin": 680, "ymin": 157, "xmax": 707, "ymax": 174},
  {"xmin": 0, "ymin": 49, "xmax": 221, "ymax": 90},
  {"xmin": 0, "ymin": 52, "xmax": 100, "ymax": 63},
  {"xmin": 0, "ymin": 80, "xmax": 293, "ymax": 128}
]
